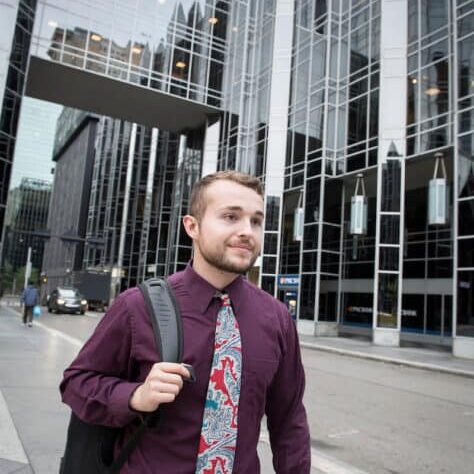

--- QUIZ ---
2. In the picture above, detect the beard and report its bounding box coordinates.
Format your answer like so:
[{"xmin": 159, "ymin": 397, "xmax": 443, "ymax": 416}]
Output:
[{"xmin": 199, "ymin": 242, "xmax": 259, "ymax": 274}]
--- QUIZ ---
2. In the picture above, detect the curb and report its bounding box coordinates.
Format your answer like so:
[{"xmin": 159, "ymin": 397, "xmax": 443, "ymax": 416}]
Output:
[{"xmin": 300, "ymin": 342, "xmax": 474, "ymax": 379}]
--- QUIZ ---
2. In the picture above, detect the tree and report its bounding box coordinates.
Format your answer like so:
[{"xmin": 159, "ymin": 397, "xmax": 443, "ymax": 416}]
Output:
[{"xmin": 7, "ymin": 266, "xmax": 41, "ymax": 294}]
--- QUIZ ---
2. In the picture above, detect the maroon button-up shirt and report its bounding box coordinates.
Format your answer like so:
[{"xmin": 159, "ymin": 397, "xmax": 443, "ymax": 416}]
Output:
[{"xmin": 60, "ymin": 264, "xmax": 310, "ymax": 473}]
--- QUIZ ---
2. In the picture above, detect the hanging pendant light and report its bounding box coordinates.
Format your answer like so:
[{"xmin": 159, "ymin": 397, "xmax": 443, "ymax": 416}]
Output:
[
  {"xmin": 350, "ymin": 173, "xmax": 368, "ymax": 235},
  {"xmin": 428, "ymin": 152, "xmax": 449, "ymax": 226}
]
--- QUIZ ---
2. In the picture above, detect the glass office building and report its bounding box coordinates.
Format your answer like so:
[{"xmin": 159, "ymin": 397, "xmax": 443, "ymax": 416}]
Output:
[
  {"xmin": 0, "ymin": 0, "xmax": 472, "ymax": 356},
  {"xmin": 2, "ymin": 177, "xmax": 51, "ymax": 278}
]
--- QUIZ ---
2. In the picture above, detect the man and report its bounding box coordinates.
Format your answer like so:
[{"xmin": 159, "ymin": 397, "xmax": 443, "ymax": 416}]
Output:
[
  {"xmin": 60, "ymin": 171, "xmax": 310, "ymax": 473},
  {"xmin": 21, "ymin": 280, "xmax": 39, "ymax": 327}
]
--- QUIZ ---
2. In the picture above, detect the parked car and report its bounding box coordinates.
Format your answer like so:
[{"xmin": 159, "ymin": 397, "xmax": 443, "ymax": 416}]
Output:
[{"xmin": 47, "ymin": 287, "xmax": 87, "ymax": 315}]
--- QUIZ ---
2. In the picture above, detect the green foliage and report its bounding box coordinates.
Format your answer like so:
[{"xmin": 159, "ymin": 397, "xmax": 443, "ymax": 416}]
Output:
[{"xmin": 0, "ymin": 265, "xmax": 40, "ymax": 294}]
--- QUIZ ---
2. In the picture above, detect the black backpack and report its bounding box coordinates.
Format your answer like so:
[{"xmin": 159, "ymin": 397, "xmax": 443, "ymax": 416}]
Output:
[{"xmin": 59, "ymin": 278, "xmax": 183, "ymax": 474}]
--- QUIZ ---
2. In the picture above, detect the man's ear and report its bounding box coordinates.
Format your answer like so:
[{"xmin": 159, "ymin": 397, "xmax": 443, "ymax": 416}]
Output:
[{"xmin": 182, "ymin": 215, "xmax": 199, "ymax": 240}]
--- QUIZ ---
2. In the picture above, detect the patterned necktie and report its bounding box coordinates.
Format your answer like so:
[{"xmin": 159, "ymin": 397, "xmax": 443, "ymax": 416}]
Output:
[{"xmin": 196, "ymin": 293, "xmax": 242, "ymax": 474}]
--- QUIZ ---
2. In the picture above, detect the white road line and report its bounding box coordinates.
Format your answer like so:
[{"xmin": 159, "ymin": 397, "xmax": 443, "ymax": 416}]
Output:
[
  {"xmin": 259, "ymin": 430, "xmax": 369, "ymax": 474},
  {"xmin": 0, "ymin": 390, "xmax": 28, "ymax": 464},
  {"xmin": 85, "ymin": 312, "xmax": 100, "ymax": 319},
  {"xmin": 328, "ymin": 429, "xmax": 360, "ymax": 439},
  {"xmin": 34, "ymin": 321, "xmax": 83, "ymax": 348}
]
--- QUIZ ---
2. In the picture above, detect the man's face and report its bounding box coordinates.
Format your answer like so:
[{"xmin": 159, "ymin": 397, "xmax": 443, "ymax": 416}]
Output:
[{"xmin": 190, "ymin": 180, "xmax": 264, "ymax": 275}]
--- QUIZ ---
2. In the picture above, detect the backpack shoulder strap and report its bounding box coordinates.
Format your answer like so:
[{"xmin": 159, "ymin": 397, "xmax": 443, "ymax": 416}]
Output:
[
  {"xmin": 138, "ymin": 278, "xmax": 183, "ymax": 363},
  {"xmin": 107, "ymin": 279, "xmax": 182, "ymax": 473}
]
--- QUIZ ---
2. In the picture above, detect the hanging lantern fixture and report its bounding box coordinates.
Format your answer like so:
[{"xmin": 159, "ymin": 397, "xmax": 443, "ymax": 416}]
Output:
[
  {"xmin": 293, "ymin": 190, "xmax": 304, "ymax": 241},
  {"xmin": 428, "ymin": 152, "xmax": 449, "ymax": 226},
  {"xmin": 350, "ymin": 173, "xmax": 368, "ymax": 235}
]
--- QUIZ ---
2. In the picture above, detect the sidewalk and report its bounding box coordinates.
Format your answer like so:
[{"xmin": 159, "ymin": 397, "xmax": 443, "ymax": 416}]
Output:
[
  {"xmin": 299, "ymin": 333, "xmax": 474, "ymax": 378},
  {"xmin": 0, "ymin": 303, "xmax": 76, "ymax": 474}
]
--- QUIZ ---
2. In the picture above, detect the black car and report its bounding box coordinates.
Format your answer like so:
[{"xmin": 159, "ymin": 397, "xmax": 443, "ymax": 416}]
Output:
[{"xmin": 47, "ymin": 287, "xmax": 88, "ymax": 314}]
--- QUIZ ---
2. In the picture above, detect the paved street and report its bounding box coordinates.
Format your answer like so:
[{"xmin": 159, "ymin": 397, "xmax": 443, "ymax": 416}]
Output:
[{"xmin": 1, "ymin": 299, "xmax": 474, "ymax": 473}]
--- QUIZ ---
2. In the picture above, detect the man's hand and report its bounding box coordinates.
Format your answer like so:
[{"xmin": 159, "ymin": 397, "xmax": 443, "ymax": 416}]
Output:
[{"xmin": 129, "ymin": 363, "xmax": 190, "ymax": 412}]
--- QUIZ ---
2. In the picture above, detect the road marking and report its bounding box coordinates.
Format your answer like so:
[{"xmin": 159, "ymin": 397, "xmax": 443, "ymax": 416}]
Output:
[
  {"xmin": 259, "ymin": 430, "xmax": 368, "ymax": 474},
  {"xmin": 85, "ymin": 312, "xmax": 100, "ymax": 319},
  {"xmin": 328, "ymin": 429, "xmax": 360, "ymax": 439},
  {"xmin": 34, "ymin": 321, "xmax": 83, "ymax": 348},
  {"xmin": 0, "ymin": 390, "xmax": 28, "ymax": 464}
]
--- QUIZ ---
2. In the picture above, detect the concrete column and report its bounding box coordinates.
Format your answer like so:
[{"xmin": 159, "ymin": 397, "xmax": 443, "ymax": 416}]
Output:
[
  {"xmin": 261, "ymin": 0, "xmax": 295, "ymax": 295},
  {"xmin": 372, "ymin": 0, "xmax": 408, "ymax": 347}
]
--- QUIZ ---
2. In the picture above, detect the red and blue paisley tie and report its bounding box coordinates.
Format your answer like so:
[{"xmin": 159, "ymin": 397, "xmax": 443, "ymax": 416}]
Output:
[{"xmin": 195, "ymin": 293, "xmax": 242, "ymax": 473}]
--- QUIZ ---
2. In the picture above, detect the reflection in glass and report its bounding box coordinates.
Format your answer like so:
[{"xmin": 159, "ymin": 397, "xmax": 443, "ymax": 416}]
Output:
[
  {"xmin": 457, "ymin": 271, "xmax": 474, "ymax": 337},
  {"xmin": 379, "ymin": 246, "xmax": 399, "ymax": 271},
  {"xmin": 319, "ymin": 275, "xmax": 337, "ymax": 321},
  {"xmin": 300, "ymin": 274, "xmax": 316, "ymax": 320},
  {"xmin": 377, "ymin": 273, "xmax": 398, "ymax": 328},
  {"xmin": 401, "ymin": 294, "xmax": 424, "ymax": 333},
  {"xmin": 381, "ymin": 159, "xmax": 401, "ymax": 212},
  {"xmin": 34, "ymin": 0, "xmax": 229, "ymax": 106}
]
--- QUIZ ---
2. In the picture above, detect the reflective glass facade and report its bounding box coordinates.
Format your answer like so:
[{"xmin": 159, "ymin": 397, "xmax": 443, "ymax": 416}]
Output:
[
  {"xmin": 31, "ymin": 0, "xmax": 230, "ymax": 106},
  {"xmin": 0, "ymin": 0, "xmax": 36, "ymax": 251},
  {"xmin": 0, "ymin": 0, "xmax": 473, "ymax": 352},
  {"xmin": 2, "ymin": 177, "xmax": 51, "ymax": 285}
]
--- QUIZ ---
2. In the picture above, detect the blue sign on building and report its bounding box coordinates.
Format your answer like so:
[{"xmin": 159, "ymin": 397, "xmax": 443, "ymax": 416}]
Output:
[{"xmin": 277, "ymin": 274, "xmax": 300, "ymax": 288}]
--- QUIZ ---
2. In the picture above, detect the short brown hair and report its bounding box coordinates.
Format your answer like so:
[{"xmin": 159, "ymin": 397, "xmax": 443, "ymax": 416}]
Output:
[{"xmin": 189, "ymin": 170, "xmax": 264, "ymax": 220}]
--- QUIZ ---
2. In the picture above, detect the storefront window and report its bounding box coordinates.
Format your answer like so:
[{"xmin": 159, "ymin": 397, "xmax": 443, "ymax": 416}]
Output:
[{"xmin": 402, "ymin": 294, "xmax": 425, "ymax": 333}]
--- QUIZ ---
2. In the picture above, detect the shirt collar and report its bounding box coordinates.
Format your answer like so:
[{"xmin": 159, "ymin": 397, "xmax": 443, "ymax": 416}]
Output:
[{"xmin": 182, "ymin": 262, "xmax": 246, "ymax": 315}]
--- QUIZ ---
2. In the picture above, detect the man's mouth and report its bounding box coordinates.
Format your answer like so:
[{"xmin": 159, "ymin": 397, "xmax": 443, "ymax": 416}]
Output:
[{"xmin": 229, "ymin": 244, "xmax": 253, "ymax": 253}]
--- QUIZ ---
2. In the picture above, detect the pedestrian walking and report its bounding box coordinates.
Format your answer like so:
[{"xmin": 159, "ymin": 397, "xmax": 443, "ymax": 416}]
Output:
[
  {"xmin": 60, "ymin": 171, "xmax": 310, "ymax": 473},
  {"xmin": 21, "ymin": 281, "xmax": 39, "ymax": 327}
]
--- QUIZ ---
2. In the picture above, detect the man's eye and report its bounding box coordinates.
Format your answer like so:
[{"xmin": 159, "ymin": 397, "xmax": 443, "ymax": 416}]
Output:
[
  {"xmin": 224, "ymin": 214, "xmax": 237, "ymax": 221},
  {"xmin": 252, "ymin": 219, "xmax": 263, "ymax": 227}
]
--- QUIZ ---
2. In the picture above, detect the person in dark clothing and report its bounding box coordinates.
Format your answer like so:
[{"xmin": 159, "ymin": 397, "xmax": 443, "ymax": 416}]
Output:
[{"xmin": 21, "ymin": 281, "xmax": 39, "ymax": 327}]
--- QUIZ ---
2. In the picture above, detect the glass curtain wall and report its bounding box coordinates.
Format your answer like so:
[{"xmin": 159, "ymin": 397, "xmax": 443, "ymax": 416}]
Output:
[
  {"xmin": 218, "ymin": 0, "xmax": 276, "ymax": 177},
  {"xmin": 455, "ymin": 0, "xmax": 474, "ymax": 338},
  {"xmin": 298, "ymin": 0, "xmax": 330, "ymax": 321},
  {"xmin": 299, "ymin": 0, "xmax": 381, "ymax": 323},
  {"xmin": 84, "ymin": 117, "xmax": 184, "ymax": 290},
  {"xmin": 32, "ymin": 0, "xmax": 230, "ymax": 107},
  {"xmin": 403, "ymin": 0, "xmax": 454, "ymax": 339},
  {"xmin": 0, "ymin": 0, "xmax": 37, "ymax": 243}
]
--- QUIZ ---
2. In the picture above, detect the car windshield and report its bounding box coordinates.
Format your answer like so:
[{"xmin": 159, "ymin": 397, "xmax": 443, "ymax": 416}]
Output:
[{"xmin": 59, "ymin": 289, "xmax": 80, "ymax": 297}]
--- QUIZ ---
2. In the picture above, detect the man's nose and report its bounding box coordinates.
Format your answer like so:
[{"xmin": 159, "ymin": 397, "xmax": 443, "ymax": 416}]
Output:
[{"xmin": 238, "ymin": 218, "xmax": 253, "ymax": 236}]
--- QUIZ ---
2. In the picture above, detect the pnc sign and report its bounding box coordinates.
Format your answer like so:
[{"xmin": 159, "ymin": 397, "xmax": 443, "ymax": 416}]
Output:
[{"xmin": 278, "ymin": 274, "xmax": 300, "ymax": 288}]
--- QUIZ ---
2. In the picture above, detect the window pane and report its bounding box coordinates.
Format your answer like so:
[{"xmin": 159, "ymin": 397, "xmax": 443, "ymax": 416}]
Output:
[
  {"xmin": 377, "ymin": 273, "xmax": 398, "ymax": 328},
  {"xmin": 457, "ymin": 271, "xmax": 474, "ymax": 337}
]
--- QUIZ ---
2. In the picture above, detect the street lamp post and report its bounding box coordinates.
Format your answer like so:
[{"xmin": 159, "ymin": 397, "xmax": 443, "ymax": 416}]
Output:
[{"xmin": 24, "ymin": 246, "xmax": 32, "ymax": 290}]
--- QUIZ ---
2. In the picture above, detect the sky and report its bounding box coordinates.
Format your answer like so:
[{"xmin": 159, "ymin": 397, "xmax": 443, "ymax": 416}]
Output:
[{"xmin": 9, "ymin": 97, "xmax": 62, "ymax": 189}]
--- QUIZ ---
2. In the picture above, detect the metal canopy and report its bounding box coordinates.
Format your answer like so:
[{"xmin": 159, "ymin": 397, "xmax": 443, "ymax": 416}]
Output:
[{"xmin": 25, "ymin": 56, "xmax": 220, "ymax": 133}]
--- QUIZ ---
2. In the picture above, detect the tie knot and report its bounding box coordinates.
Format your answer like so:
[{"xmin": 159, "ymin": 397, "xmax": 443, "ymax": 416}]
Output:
[{"xmin": 215, "ymin": 292, "xmax": 231, "ymax": 307}]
